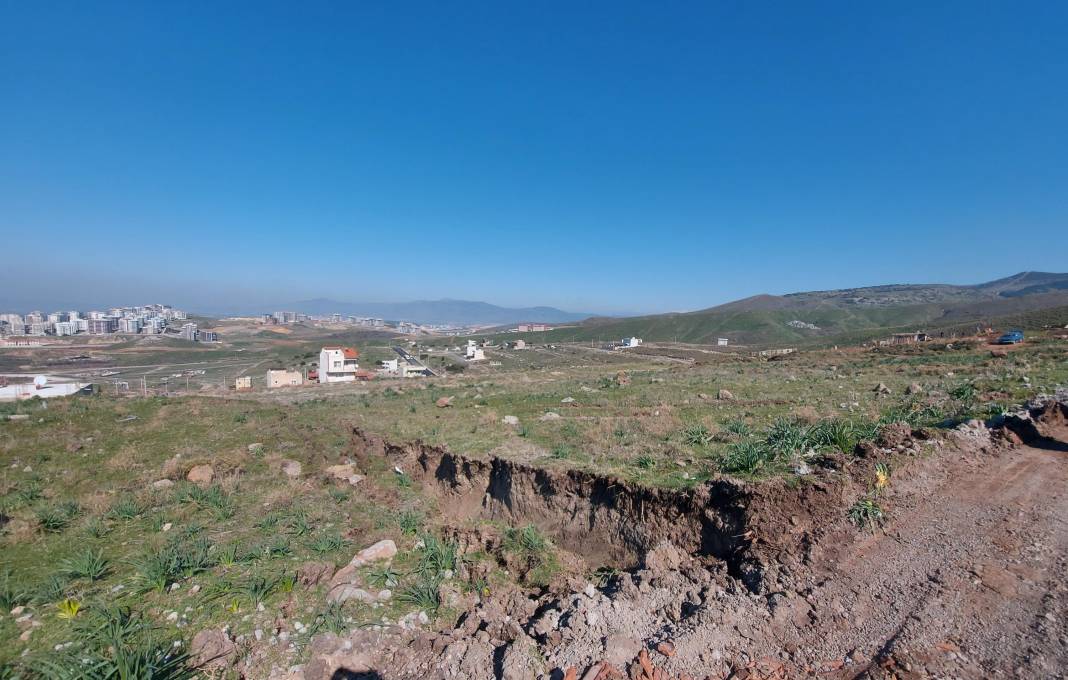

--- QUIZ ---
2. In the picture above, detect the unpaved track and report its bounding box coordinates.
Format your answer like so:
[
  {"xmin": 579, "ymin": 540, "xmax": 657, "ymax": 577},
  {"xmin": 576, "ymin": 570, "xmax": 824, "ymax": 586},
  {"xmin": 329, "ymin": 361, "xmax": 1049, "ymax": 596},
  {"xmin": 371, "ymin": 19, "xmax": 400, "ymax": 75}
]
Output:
[{"xmin": 786, "ymin": 422, "xmax": 1068, "ymax": 678}]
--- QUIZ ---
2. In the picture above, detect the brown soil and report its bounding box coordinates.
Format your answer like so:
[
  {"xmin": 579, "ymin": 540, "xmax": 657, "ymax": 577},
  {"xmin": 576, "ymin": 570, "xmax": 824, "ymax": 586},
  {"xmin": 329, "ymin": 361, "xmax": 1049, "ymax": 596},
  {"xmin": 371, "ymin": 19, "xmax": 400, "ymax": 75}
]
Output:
[{"xmin": 292, "ymin": 400, "xmax": 1068, "ymax": 680}]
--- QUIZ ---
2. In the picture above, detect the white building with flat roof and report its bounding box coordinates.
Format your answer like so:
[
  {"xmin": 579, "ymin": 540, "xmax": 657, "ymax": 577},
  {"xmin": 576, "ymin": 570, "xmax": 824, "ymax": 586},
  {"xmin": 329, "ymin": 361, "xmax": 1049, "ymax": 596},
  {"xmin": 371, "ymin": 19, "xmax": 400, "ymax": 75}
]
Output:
[{"xmin": 319, "ymin": 346, "xmax": 359, "ymax": 383}]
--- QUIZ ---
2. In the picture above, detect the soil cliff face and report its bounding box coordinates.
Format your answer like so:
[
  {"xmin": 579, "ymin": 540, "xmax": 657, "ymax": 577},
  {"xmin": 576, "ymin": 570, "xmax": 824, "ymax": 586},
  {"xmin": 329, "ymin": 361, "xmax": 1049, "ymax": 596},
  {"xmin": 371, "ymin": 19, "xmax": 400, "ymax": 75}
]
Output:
[{"xmin": 350, "ymin": 428, "xmax": 845, "ymax": 590}]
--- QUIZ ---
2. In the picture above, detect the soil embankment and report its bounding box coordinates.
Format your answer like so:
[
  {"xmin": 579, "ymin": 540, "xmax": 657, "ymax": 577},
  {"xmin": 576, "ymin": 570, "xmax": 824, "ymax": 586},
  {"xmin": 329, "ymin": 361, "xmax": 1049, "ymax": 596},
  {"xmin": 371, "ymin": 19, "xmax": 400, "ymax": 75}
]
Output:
[{"xmin": 313, "ymin": 399, "xmax": 1068, "ymax": 680}]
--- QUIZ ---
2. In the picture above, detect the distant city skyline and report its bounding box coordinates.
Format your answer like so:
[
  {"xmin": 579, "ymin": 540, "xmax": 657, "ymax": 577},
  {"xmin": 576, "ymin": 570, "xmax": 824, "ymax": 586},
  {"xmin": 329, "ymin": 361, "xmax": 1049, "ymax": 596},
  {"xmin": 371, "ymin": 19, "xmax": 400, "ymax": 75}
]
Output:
[{"xmin": 2, "ymin": 3, "xmax": 1067, "ymax": 314}]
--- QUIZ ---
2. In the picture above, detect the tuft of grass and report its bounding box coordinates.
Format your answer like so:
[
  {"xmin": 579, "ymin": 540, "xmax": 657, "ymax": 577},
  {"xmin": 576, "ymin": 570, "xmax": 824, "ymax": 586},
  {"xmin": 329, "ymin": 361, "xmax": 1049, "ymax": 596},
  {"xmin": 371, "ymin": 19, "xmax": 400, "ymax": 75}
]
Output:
[
  {"xmin": 0, "ymin": 569, "xmax": 29, "ymax": 611},
  {"xmin": 397, "ymin": 579, "xmax": 441, "ymax": 613},
  {"xmin": 107, "ymin": 495, "xmax": 142, "ymax": 521},
  {"xmin": 416, "ymin": 533, "xmax": 460, "ymax": 581},
  {"xmin": 722, "ymin": 419, "xmax": 752, "ymax": 438},
  {"xmin": 11, "ymin": 478, "xmax": 44, "ymax": 507},
  {"xmin": 237, "ymin": 574, "xmax": 279, "ymax": 605},
  {"xmin": 682, "ymin": 424, "xmax": 711, "ymax": 447},
  {"xmin": 32, "ymin": 574, "xmax": 72, "ymax": 605},
  {"xmin": 765, "ymin": 417, "xmax": 810, "ymax": 456},
  {"xmin": 848, "ymin": 496, "xmax": 885, "ymax": 531},
  {"xmin": 502, "ymin": 525, "xmax": 558, "ymax": 587},
  {"xmin": 308, "ymin": 601, "xmax": 348, "ymax": 636},
  {"xmin": 36, "ymin": 502, "xmax": 81, "ymax": 533},
  {"xmin": 85, "ymin": 517, "xmax": 110, "ymax": 539},
  {"xmin": 309, "ymin": 532, "xmax": 346, "ymax": 555},
  {"xmin": 633, "ymin": 454, "xmax": 656, "ymax": 470},
  {"xmin": 287, "ymin": 511, "xmax": 312, "ymax": 536},
  {"xmin": 398, "ymin": 510, "xmax": 423, "ymax": 535},
  {"xmin": 132, "ymin": 535, "xmax": 215, "ymax": 593},
  {"xmin": 720, "ymin": 440, "xmax": 776, "ymax": 475},
  {"xmin": 550, "ymin": 445, "xmax": 573, "ymax": 460},
  {"xmin": 62, "ymin": 548, "xmax": 110, "ymax": 582},
  {"xmin": 366, "ymin": 564, "xmax": 399, "ymax": 589},
  {"xmin": 35, "ymin": 606, "xmax": 194, "ymax": 679}
]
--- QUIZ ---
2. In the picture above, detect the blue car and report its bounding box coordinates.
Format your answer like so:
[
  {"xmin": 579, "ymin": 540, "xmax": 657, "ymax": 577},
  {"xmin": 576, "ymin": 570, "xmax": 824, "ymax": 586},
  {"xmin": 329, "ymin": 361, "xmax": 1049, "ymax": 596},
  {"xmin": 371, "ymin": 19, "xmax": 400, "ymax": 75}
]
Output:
[{"xmin": 996, "ymin": 330, "xmax": 1024, "ymax": 344}]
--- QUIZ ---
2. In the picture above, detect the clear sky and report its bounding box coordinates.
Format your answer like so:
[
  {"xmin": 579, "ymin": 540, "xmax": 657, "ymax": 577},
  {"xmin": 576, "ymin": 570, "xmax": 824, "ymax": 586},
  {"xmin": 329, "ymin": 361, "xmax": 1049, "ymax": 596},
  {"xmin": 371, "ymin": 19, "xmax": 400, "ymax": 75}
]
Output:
[{"xmin": 2, "ymin": 1, "xmax": 1066, "ymax": 315}]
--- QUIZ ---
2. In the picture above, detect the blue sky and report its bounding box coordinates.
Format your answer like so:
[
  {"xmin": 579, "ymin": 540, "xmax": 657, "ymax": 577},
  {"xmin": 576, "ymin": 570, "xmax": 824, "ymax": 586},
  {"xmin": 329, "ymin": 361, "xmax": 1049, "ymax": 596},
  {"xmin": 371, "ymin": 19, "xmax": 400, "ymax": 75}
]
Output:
[{"xmin": 1, "ymin": 1, "xmax": 1066, "ymax": 315}]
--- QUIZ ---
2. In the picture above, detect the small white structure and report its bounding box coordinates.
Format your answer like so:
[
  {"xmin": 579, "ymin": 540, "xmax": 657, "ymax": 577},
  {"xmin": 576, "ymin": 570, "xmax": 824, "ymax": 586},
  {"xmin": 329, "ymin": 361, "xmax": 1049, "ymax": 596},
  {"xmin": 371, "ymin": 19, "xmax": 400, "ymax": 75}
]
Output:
[
  {"xmin": 622, "ymin": 337, "xmax": 642, "ymax": 348},
  {"xmin": 0, "ymin": 376, "xmax": 91, "ymax": 402},
  {"xmin": 465, "ymin": 340, "xmax": 485, "ymax": 361},
  {"xmin": 319, "ymin": 346, "xmax": 359, "ymax": 383},
  {"xmin": 266, "ymin": 369, "xmax": 302, "ymax": 388},
  {"xmin": 717, "ymin": 338, "xmax": 729, "ymax": 347},
  {"xmin": 513, "ymin": 339, "xmax": 526, "ymax": 350},
  {"xmin": 380, "ymin": 359, "xmax": 399, "ymax": 374}
]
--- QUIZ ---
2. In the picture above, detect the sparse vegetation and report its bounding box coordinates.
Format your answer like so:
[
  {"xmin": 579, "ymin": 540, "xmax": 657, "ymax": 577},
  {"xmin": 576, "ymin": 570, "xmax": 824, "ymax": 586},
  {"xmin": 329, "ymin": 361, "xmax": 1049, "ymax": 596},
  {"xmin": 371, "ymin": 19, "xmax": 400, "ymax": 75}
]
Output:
[{"xmin": 848, "ymin": 496, "xmax": 886, "ymax": 531}]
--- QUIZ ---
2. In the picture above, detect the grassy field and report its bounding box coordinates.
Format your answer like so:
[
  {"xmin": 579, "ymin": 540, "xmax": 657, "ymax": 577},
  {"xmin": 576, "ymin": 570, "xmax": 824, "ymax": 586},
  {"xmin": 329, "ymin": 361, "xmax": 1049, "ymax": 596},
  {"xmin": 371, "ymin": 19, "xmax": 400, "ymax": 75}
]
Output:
[{"xmin": 1, "ymin": 332, "xmax": 1065, "ymax": 676}]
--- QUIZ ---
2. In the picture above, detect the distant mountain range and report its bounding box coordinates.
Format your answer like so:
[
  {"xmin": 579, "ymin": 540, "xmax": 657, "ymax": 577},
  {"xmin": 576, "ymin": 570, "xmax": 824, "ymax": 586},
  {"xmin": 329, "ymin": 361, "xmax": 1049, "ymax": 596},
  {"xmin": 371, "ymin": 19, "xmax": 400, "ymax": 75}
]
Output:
[
  {"xmin": 521, "ymin": 271, "xmax": 1068, "ymax": 347},
  {"xmin": 287, "ymin": 298, "xmax": 591, "ymax": 326}
]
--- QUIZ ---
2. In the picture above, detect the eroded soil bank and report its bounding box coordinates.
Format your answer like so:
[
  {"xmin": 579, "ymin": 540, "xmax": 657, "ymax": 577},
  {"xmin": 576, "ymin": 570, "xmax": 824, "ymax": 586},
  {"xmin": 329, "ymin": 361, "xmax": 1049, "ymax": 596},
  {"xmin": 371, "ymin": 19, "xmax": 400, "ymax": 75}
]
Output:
[
  {"xmin": 350, "ymin": 426, "xmax": 848, "ymax": 593},
  {"xmin": 284, "ymin": 398, "xmax": 1068, "ymax": 680}
]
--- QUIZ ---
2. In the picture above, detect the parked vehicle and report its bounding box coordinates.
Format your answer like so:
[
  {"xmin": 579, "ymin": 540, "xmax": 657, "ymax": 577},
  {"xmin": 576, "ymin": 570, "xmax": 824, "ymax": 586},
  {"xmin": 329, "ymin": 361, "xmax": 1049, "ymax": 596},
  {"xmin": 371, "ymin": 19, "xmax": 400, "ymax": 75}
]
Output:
[{"xmin": 996, "ymin": 330, "xmax": 1024, "ymax": 344}]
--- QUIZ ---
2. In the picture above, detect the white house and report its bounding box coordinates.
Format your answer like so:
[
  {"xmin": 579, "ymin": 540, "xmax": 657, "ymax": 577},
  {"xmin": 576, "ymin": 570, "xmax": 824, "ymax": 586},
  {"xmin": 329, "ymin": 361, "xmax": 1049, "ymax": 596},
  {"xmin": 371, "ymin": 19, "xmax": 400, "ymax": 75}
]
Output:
[
  {"xmin": 465, "ymin": 340, "xmax": 486, "ymax": 361},
  {"xmin": 622, "ymin": 337, "xmax": 643, "ymax": 348},
  {"xmin": 717, "ymin": 338, "xmax": 729, "ymax": 346},
  {"xmin": 319, "ymin": 346, "xmax": 359, "ymax": 383}
]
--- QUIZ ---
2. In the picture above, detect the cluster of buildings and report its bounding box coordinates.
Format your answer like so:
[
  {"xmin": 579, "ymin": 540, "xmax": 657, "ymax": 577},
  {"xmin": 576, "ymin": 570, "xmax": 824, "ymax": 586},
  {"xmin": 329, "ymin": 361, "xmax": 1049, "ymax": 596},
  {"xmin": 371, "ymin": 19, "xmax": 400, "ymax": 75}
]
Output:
[
  {"xmin": 250, "ymin": 344, "xmax": 438, "ymax": 390},
  {"xmin": 514, "ymin": 322, "xmax": 553, "ymax": 333},
  {"xmin": 0, "ymin": 304, "xmax": 212, "ymax": 341},
  {"xmin": 255, "ymin": 345, "xmax": 369, "ymax": 390},
  {"xmin": 263, "ymin": 311, "xmax": 387, "ymax": 328}
]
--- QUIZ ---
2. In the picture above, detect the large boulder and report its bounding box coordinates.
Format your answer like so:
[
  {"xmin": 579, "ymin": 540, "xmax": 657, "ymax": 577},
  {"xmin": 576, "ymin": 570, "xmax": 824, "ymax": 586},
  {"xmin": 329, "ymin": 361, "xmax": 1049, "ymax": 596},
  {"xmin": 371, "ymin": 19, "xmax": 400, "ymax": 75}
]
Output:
[
  {"xmin": 185, "ymin": 464, "xmax": 214, "ymax": 486},
  {"xmin": 327, "ymin": 539, "xmax": 398, "ymax": 599}
]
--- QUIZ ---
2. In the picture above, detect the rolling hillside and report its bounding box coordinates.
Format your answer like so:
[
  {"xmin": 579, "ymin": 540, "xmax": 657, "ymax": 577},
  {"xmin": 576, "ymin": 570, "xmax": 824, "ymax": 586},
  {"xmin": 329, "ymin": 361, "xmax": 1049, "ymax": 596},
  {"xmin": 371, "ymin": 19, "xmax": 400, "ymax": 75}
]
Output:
[{"xmin": 516, "ymin": 272, "xmax": 1068, "ymax": 347}]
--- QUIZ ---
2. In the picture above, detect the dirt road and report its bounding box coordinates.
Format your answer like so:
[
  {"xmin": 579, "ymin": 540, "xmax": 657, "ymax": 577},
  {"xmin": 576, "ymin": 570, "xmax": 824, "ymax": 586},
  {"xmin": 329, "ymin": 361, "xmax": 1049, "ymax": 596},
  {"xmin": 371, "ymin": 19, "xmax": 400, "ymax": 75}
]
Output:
[{"xmin": 784, "ymin": 413, "xmax": 1068, "ymax": 678}]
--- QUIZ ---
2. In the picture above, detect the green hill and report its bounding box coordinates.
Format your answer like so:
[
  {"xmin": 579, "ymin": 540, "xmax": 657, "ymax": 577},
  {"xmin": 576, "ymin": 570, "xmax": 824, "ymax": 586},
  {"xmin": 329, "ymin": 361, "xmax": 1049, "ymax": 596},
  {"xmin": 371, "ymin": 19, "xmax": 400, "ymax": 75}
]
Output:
[{"xmin": 506, "ymin": 272, "xmax": 1068, "ymax": 348}]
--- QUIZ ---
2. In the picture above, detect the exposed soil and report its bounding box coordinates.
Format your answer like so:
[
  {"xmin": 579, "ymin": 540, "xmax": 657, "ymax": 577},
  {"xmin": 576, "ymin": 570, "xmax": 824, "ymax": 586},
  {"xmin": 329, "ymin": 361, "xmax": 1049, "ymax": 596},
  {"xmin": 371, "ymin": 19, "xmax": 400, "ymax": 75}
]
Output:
[{"xmin": 289, "ymin": 398, "xmax": 1068, "ymax": 680}]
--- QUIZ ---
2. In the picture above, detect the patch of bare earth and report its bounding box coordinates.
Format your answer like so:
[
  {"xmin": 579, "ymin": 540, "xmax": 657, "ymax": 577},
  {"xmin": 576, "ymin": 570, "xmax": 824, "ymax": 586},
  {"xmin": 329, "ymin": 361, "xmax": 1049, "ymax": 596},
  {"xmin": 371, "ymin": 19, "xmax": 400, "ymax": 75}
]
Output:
[{"xmin": 275, "ymin": 401, "xmax": 1068, "ymax": 680}]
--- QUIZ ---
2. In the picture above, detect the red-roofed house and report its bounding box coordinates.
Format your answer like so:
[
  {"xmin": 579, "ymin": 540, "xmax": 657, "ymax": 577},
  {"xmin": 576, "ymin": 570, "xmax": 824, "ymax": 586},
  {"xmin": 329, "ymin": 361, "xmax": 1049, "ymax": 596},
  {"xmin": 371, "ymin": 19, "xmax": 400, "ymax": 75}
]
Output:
[{"xmin": 319, "ymin": 346, "xmax": 360, "ymax": 383}]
